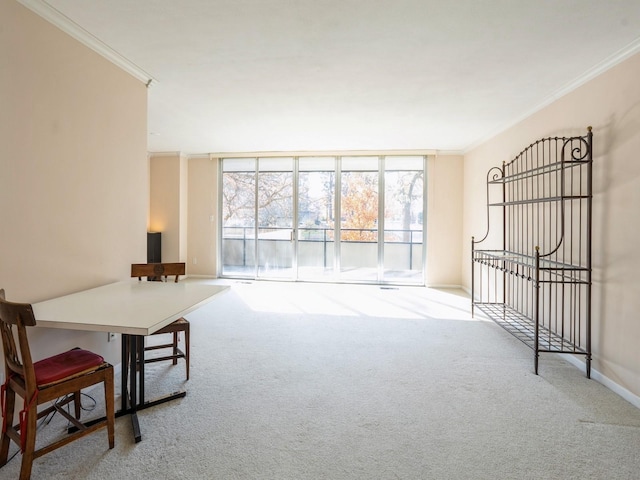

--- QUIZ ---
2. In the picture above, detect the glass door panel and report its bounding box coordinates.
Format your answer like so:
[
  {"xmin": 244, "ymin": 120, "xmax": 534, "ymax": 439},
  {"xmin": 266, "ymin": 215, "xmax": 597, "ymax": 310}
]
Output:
[
  {"xmin": 257, "ymin": 158, "xmax": 294, "ymax": 279},
  {"xmin": 339, "ymin": 157, "xmax": 379, "ymax": 282},
  {"xmin": 297, "ymin": 157, "xmax": 336, "ymax": 281},
  {"xmin": 383, "ymin": 156, "xmax": 424, "ymax": 283},
  {"xmin": 221, "ymin": 158, "xmax": 257, "ymax": 277}
]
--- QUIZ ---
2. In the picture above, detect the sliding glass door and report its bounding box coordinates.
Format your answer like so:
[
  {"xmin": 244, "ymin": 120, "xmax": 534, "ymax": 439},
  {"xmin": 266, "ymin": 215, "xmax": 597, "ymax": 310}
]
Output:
[
  {"xmin": 297, "ymin": 157, "xmax": 336, "ymax": 281},
  {"xmin": 256, "ymin": 158, "xmax": 294, "ymax": 279},
  {"xmin": 220, "ymin": 155, "xmax": 426, "ymax": 285},
  {"xmin": 221, "ymin": 158, "xmax": 257, "ymax": 277},
  {"xmin": 220, "ymin": 157, "xmax": 295, "ymax": 280},
  {"xmin": 382, "ymin": 156, "xmax": 425, "ymax": 282},
  {"xmin": 339, "ymin": 157, "xmax": 379, "ymax": 282}
]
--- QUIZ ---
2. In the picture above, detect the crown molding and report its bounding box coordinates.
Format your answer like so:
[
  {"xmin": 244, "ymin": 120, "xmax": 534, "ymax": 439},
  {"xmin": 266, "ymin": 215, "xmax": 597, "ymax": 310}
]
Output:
[
  {"xmin": 206, "ymin": 149, "xmax": 438, "ymax": 158},
  {"xmin": 148, "ymin": 152, "xmax": 186, "ymax": 158},
  {"xmin": 434, "ymin": 150, "xmax": 465, "ymax": 157},
  {"xmin": 149, "ymin": 152, "xmax": 214, "ymax": 160},
  {"xmin": 16, "ymin": 0, "xmax": 156, "ymax": 87},
  {"xmin": 464, "ymin": 36, "xmax": 640, "ymax": 154}
]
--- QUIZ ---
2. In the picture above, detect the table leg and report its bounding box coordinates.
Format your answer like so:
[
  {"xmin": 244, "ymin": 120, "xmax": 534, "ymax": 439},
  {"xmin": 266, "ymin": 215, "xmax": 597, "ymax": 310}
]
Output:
[
  {"xmin": 138, "ymin": 335, "xmax": 145, "ymax": 405},
  {"xmin": 127, "ymin": 334, "xmax": 142, "ymax": 443},
  {"xmin": 121, "ymin": 334, "xmax": 129, "ymax": 410}
]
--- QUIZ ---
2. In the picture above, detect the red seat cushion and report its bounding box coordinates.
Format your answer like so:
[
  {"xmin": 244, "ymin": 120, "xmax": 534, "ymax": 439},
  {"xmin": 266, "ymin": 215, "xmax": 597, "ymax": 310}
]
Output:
[{"xmin": 34, "ymin": 349, "xmax": 105, "ymax": 386}]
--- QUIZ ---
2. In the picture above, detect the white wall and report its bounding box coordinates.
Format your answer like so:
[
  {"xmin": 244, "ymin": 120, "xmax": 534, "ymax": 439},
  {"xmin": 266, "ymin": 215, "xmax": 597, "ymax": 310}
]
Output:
[
  {"xmin": 149, "ymin": 154, "xmax": 188, "ymax": 263},
  {"xmin": 426, "ymin": 155, "xmax": 464, "ymax": 287},
  {"xmin": 463, "ymin": 52, "xmax": 640, "ymax": 398},
  {"xmin": 0, "ymin": 0, "xmax": 148, "ymax": 368},
  {"xmin": 187, "ymin": 156, "xmax": 219, "ymax": 275}
]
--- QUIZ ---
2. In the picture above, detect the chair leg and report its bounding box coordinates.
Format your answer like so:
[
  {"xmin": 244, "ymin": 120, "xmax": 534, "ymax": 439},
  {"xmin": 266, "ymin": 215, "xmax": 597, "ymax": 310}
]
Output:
[
  {"xmin": 0, "ymin": 387, "xmax": 16, "ymax": 466},
  {"xmin": 104, "ymin": 369, "xmax": 115, "ymax": 449},
  {"xmin": 74, "ymin": 391, "xmax": 82, "ymax": 419},
  {"xmin": 19, "ymin": 402, "xmax": 38, "ymax": 480}
]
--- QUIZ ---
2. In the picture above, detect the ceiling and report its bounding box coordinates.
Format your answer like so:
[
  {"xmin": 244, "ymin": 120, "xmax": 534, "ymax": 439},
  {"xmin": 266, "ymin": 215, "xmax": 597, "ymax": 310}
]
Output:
[{"xmin": 24, "ymin": 0, "xmax": 640, "ymax": 154}]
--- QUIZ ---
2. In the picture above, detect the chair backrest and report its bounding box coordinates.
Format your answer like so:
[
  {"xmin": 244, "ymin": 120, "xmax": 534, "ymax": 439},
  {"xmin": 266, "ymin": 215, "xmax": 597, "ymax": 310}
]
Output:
[
  {"xmin": 0, "ymin": 289, "xmax": 38, "ymax": 393},
  {"xmin": 131, "ymin": 263, "xmax": 186, "ymax": 283}
]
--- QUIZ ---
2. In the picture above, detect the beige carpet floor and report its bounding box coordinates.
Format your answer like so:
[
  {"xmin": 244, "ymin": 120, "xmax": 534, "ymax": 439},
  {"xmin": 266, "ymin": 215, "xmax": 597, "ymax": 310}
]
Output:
[{"xmin": 3, "ymin": 280, "xmax": 640, "ymax": 479}]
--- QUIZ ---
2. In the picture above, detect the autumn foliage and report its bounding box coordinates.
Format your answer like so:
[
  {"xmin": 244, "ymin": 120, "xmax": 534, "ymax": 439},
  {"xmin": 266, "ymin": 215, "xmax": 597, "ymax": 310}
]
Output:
[{"xmin": 340, "ymin": 172, "xmax": 378, "ymax": 241}]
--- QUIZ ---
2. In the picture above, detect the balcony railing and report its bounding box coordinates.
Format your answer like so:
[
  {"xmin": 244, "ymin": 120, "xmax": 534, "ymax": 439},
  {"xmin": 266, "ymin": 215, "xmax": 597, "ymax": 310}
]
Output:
[{"xmin": 222, "ymin": 226, "xmax": 423, "ymax": 272}]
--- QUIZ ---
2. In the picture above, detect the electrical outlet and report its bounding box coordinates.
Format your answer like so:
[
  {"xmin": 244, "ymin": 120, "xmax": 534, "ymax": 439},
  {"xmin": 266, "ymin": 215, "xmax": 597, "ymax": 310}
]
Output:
[
  {"xmin": 193, "ymin": 257, "xmax": 197, "ymax": 265},
  {"xmin": 107, "ymin": 332, "xmax": 116, "ymax": 342}
]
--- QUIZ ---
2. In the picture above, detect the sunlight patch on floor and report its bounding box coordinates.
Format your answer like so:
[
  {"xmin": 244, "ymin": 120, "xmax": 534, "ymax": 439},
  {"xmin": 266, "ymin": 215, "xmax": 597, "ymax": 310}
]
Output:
[{"xmin": 228, "ymin": 281, "xmax": 476, "ymax": 321}]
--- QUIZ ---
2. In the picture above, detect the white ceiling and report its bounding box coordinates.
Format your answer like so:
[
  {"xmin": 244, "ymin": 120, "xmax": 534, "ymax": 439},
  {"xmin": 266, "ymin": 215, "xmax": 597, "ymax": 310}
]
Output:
[{"xmin": 25, "ymin": 0, "xmax": 640, "ymax": 154}]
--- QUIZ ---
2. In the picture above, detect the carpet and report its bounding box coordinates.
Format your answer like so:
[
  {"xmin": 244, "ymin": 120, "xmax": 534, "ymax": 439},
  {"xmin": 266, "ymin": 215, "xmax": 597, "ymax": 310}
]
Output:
[{"xmin": 3, "ymin": 280, "xmax": 640, "ymax": 479}]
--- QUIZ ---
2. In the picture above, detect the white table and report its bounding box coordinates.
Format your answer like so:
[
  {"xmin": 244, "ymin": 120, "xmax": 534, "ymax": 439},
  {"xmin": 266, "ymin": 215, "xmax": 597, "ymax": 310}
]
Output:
[{"xmin": 32, "ymin": 279, "xmax": 229, "ymax": 442}]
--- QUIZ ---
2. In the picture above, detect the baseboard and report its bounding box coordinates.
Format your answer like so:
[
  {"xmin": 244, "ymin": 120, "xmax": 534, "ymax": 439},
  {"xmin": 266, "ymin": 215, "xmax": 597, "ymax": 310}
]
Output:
[{"xmin": 562, "ymin": 354, "xmax": 640, "ymax": 409}]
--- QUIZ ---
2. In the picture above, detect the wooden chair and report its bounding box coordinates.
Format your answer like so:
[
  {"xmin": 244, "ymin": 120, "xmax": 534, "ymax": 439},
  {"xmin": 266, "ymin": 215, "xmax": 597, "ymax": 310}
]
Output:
[
  {"xmin": 0, "ymin": 289, "xmax": 115, "ymax": 480},
  {"xmin": 131, "ymin": 263, "xmax": 190, "ymax": 380}
]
